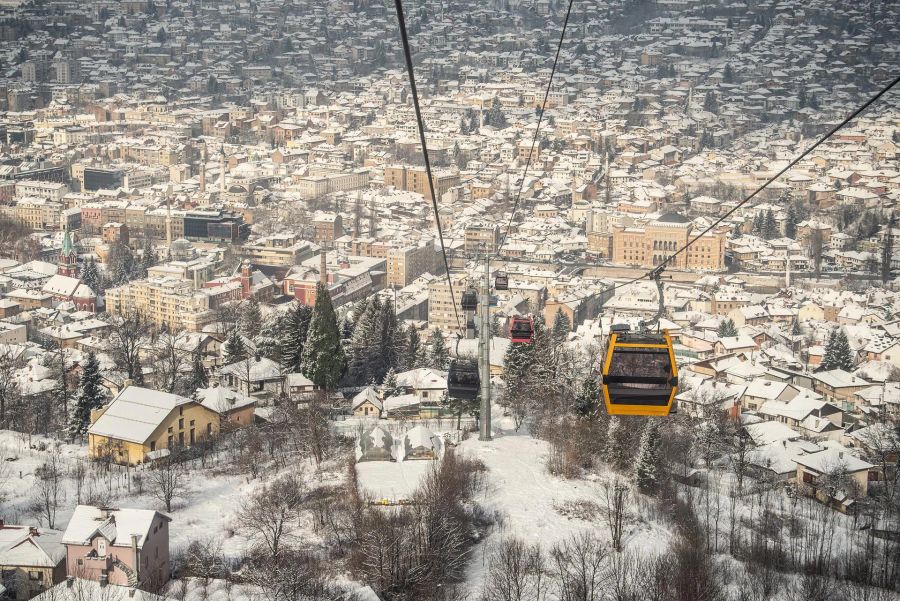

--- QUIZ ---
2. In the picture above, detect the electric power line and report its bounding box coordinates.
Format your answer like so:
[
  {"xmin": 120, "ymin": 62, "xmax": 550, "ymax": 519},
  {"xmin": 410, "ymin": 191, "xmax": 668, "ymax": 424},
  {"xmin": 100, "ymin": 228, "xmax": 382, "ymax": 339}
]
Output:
[
  {"xmin": 494, "ymin": 0, "xmax": 576, "ymax": 259},
  {"xmin": 393, "ymin": 0, "xmax": 462, "ymax": 331}
]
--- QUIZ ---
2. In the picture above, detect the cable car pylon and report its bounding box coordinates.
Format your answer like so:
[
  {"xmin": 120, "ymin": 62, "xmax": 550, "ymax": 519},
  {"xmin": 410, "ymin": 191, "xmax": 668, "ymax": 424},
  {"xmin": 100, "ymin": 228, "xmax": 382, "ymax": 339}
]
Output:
[{"xmin": 479, "ymin": 252, "xmax": 492, "ymax": 441}]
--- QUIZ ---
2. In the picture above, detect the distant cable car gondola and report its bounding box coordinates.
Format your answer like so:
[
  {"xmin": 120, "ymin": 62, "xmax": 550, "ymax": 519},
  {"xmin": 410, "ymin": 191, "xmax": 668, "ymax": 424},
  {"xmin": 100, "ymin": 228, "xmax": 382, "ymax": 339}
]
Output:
[
  {"xmin": 461, "ymin": 289, "xmax": 478, "ymax": 312},
  {"xmin": 509, "ymin": 316, "xmax": 535, "ymax": 343},
  {"xmin": 600, "ymin": 269, "xmax": 678, "ymax": 416},
  {"xmin": 495, "ymin": 271, "xmax": 509, "ymax": 290},
  {"xmin": 448, "ymin": 358, "xmax": 480, "ymax": 400}
]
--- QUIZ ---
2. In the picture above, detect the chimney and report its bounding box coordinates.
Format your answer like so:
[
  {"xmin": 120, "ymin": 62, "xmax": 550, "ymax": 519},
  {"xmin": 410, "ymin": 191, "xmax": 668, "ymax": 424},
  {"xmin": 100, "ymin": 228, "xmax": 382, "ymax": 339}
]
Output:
[
  {"xmin": 66, "ymin": 576, "xmax": 74, "ymax": 588},
  {"xmin": 99, "ymin": 573, "xmax": 108, "ymax": 588},
  {"xmin": 29, "ymin": 526, "xmax": 38, "ymax": 536},
  {"xmin": 320, "ymin": 251, "xmax": 327, "ymax": 285},
  {"xmin": 839, "ymin": 451, "xmax": 844, "ymax": 459},
  {"xmin": 131, "ymin": 533, "xmax": 140, "ymax": 585},
  {"xmin": 129, "ymin": 589, "xmax": 136, "ymax": 598}
]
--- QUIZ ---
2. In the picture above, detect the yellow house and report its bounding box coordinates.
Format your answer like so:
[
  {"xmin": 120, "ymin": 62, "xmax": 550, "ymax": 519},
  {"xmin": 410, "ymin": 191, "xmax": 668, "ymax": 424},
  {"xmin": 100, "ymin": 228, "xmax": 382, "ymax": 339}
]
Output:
[{"xmin": 87, "ymin": 384, "xmax": 221, "ymax": 465}]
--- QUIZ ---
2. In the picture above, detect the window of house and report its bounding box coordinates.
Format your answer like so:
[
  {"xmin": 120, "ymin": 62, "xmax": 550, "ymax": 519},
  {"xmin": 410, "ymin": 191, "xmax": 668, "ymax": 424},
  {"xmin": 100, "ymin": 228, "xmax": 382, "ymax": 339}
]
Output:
[
  {"xmin": 29, "ymin": 571, "xmax": 42, "ymax": 581},
  {"xmin": 150, "ymin": 441, "xmax": 156, "ymax": 451},
  {"xmin": 802, "ymin": 471, "xmax": 815, "ymax": 484},
  {"xmin": 167, "ymin": 426, "xmax": 173, "ymax": 434},
  {"xmin": 207, "ymin": 423, "xmax": 212, "ymax": 435},
  {"xmin": 167, "ymin": 435, "xmax": 173, "ymax": 447},
  {"xmin": 178, "ymin": 418, "xmax": 184, "ymax": 429},
  {"xmin": 190, "ymin": 420, "xmax": 195, "ymax": 427}
]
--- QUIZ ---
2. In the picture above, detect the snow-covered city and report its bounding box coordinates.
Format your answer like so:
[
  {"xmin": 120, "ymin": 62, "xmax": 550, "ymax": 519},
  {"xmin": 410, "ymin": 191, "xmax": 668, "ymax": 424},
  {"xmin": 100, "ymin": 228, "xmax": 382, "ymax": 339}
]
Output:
[{"xmin": 0, "ymin": 0, "xmax": 898, "ymax": 599}]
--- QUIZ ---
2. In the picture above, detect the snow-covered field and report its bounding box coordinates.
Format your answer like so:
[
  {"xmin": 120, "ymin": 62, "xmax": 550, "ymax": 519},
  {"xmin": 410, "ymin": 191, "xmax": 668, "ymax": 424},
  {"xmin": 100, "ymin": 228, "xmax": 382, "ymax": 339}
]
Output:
[{"xmin": 458, "ymin": 416, "xmax": 674, "ymax": 594}]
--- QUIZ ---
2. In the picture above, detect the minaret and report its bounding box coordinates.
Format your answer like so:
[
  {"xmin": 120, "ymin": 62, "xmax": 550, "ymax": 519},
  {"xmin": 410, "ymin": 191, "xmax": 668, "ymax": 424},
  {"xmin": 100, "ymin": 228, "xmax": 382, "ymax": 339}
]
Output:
[
  {"xmin": 165, "ymin": 194, "xmax": 172, "ymax": 249},
  {"xmin": 219, "ymin": 144, "xmax": 226, "ymax": 197},
  {"xmin": 785, "ymin": 246, "xmax": 791, "ymax": 289},
  {"xmin": 604, "ymin": 152, "xmax": 611, "ymax": 205},
  {"xmin": 198, "ymin": 145, "xmax": 206, "ymax": 193}
]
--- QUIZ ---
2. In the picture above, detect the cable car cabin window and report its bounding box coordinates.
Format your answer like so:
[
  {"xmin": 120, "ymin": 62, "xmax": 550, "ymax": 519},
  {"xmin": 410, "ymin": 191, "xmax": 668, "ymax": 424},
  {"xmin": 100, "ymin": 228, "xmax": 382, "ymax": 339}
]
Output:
[{"xmin": 607, "ymin": 348, "xmax": 672, "ymax": 390}]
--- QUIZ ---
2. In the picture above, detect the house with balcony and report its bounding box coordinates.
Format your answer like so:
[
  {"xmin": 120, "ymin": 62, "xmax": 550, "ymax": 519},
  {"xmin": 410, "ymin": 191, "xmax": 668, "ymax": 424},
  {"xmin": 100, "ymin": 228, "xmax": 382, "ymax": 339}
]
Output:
[{"xmin": 61, "ymin": 506, "xmax": 170, "ymax": 591}]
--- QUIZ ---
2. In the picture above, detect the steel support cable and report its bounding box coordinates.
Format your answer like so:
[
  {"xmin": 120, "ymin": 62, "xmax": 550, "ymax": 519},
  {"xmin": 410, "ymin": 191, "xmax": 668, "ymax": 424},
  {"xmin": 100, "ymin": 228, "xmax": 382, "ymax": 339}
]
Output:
[
  {"xmin": 393, "ymin": 0, "xmax": 463, "ymax": 331},
  {"xmin": 570, "ymin": 75, "xmax": 900, "ymax": 306},
  {"xmin": 495, "ymin": 0, "xmax": 576, "ymax": 259}
]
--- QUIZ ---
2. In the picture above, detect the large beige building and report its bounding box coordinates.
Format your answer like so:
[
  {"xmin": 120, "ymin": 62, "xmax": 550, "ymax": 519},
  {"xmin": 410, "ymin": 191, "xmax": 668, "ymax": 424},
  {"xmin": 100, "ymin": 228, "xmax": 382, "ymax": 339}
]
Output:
[
  {"xmin": 465, "ymin": 224, "xmax": 500, "ymax": 254},
  {"xmin": 612, "ymin": 213, "xmax": 726, "ymax": 270},
  {"xmin": 388, "ymin": 240, "xmax": 440, "ymax": 287},
  {"xmin": 104, "ymin": 278, "xmax": 227, "ymax": 332},
  {"xmin": 384, "ymin": 165, "xmax": 460, "ymax": 201},
  {"xmin": 428, "ymin": 274, "xmax": 469, "ymax": 332}
]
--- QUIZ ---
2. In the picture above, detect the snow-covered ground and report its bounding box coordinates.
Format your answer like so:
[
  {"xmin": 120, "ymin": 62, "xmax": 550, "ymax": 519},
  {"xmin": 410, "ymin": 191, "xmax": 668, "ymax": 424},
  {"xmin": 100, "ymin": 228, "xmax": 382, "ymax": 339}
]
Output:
[
  {"xmin": 458, "ymin": 416, "xmax": 674, "ymax": 594},
  {"xmin": 0, "ymin": 430, "xmax": 340, "ymax": 560},
  {"xmin": 356, "ymin": 460, "xmax": 433, "ymax": 502}
]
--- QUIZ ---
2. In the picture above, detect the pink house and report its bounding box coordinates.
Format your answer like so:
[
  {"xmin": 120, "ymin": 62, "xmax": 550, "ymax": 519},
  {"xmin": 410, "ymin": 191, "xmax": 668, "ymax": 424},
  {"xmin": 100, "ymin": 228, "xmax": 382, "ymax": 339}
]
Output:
[{"xmin": 61, "ymin": 506, "xmax": 171, "ymax": 591}]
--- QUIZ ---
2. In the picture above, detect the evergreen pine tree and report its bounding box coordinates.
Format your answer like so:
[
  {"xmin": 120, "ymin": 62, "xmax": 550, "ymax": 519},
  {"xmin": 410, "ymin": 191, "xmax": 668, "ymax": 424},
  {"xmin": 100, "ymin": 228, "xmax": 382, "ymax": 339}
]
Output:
[
  {"xmin": 723, "ymin": 64, "xmax": 734, "ymax": 83},
  {"xmin": 281, "ymin": 303, "xmax": 312, "ymax": 372},
  {"xmin": 763, "ymin": 208, "xmax": 778, "ymax": 240},
  {"xmin": 717, "ymin": 318, "xmax": 738, "ymax": 338},
  {"xmin": 785, "ymin": 203, "xmax": 798, "ymax": 239},
  {"xmin": 301, "ymin": 282, "xmax": 346, "ymax": 389},
  {"xmin": 348, "ymin": 297, "xmax": 379, "ymax": 384},
  {"xmin": 81, "ymin": 258, "xmax": 102, "ymax": 295},
  {"xmin": 573, "ymin": 375, "xmax": 599, "ymax": 418},
  {"xmin": 427, "ymin": 329, "xmax": 450, "ymax": 370},
  {"xmin": 606, "ymin": 416, "xmax": 629, "ymax": 470},
  {"xmin": 703, "ymin": 91, "xmax": 718, "ymax": 114},
  {"xmin": 375, "ymin": 299, "xmax": 399, "ymax": 381},
  {"xmin": 752, "ymin": 211, "xmax": 764, "ymax": 236},
  {"xmin": 552, "ymin": 311, "xmax": 572, "ymax": 345},
  {"xmin": 791, "ymin": 319, "xmax": 801, "ymax": 336},
  {"xmin": 224, "ymin": 329, "xmax": 247, "ymax": 362},
  {"xmin": 832, "ymin": 329, "xmax": 854, "ymax": 371},
  {"xmin": 239, "ymin": 296, "xmax": 263, "ymax": 340},
  {"xmin": 487, "ymin": 97, "xmax": 507, "ymax": 128},
  {"xmin": 68, "ymin": 351, "xmax": 106, "ymax": 441},
  {"xmin": 381, "ymin": 367, "xmax": 402, "ymax": 398},
  {"xmin": 188, "ymin": 350, "xmax": 209, "ymax": 392},
  {"xmin": 403, "ymin": 326, "xmax": 422, "ymax": 370},
  {"xmin": 635, "ymin": 421, "xmax": 661, "ymax": 493},
  {"xmin": 821, "ymin": 329, "xmax": 838, "ymax": 370},
  {"xmin": 141, "ymin": 237, "xmax": 157, "ymax": 274}
]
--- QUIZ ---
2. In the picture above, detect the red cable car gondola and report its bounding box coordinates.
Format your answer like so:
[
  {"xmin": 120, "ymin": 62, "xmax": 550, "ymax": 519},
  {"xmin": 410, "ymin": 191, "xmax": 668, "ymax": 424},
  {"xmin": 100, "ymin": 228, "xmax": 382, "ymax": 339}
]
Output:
[{"xmin": 509, "ymin": 316, "xmax": 535, "ymax": 343}]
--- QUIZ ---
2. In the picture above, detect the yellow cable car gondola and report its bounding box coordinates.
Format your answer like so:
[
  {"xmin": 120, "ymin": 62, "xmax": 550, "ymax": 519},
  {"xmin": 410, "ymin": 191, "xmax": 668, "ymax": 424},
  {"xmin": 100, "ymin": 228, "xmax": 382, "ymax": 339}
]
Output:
[{"xmin": 600, "ymin": 269, "xmax": 678, "ymax": 416}]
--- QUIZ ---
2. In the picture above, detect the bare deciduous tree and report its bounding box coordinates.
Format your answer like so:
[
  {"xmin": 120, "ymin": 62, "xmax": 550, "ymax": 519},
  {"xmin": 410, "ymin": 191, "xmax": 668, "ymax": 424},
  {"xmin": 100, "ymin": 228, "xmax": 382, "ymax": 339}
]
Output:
[
  {"xmin": 148, "ymin": 455, "xmax": 188, "ymax": 512},
  {"xmin": 237, "ymin": 471, "xmax": 305, "ymax": 560},
  {"xmin": 33, "ymin": 447, "xmax": 64, "ymax": 528},
  {"xmin": 549, "ymin": 532, "xmax": 608, "ymax": 601},
  {"xmin": 482, "ymin": 537, "xmax": 547, "ymax": 601},
  {"xmin": 602, "ymin": 478, "xmax": 629, "ymax": 553}
]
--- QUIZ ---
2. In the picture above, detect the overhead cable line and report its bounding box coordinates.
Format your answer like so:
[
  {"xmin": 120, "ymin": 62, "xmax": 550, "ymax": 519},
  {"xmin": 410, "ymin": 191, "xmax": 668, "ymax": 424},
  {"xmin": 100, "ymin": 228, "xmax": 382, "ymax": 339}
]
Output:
[
  {"xmin": 393, "ymin": 0, "xmax": 462, "ymax": 331},
  {"xmin": 495, "ymin": 0, "xmax": 576, "ymax": 258}
]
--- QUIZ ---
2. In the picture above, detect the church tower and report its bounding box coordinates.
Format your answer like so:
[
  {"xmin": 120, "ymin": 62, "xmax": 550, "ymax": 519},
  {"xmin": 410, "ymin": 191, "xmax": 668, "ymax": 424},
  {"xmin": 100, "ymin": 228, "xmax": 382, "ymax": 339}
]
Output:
[{"xmin": 58, "ymin": 227, "xmax": 78, "ymax": 277}]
